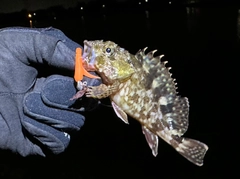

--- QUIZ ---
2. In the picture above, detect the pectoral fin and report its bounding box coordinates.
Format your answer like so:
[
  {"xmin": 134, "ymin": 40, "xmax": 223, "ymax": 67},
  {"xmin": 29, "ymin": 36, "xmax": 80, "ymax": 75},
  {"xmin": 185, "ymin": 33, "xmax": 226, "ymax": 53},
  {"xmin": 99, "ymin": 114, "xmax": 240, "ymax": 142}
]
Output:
[
  {"xmin": 142, "ymin": 126, "xmax": 159, "ymax": 156},
  {"xmin": 111, "ymin": 101, "xmax": 129, "ymax": 124}
]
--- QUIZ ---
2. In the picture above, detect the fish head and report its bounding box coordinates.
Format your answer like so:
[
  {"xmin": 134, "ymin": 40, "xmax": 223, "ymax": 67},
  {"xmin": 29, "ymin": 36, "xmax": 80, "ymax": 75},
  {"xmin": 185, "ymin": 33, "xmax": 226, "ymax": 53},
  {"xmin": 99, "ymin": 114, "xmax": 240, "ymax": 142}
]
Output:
[{"xmin": 83, "ymin": 40, "xmax": 135, "ymax": 85}]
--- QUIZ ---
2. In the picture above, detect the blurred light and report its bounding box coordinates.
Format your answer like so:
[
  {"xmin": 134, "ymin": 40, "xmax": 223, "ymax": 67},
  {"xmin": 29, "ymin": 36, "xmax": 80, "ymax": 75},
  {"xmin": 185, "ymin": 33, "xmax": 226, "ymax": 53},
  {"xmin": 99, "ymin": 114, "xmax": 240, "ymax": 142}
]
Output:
[
  {"xmin": 54, "ymin": 17, "xmax": 56, "ymax": 20},
  {"xmin": 139, "ymin": 2, "xmax": 141, "ymax": 5},
  {"xmin": 169, "ymin": 1, "xmax": 172, "ymax": 4},
  {"xmin": 28, "ymin": 13, "xmax": 32, "ymax": 18},
  {"xmin": 238, "ymin": 9, "xmax": 240, "ymax": 38},
  {"xmin": 33, "ymin": 13, "xmax": 36, "ymax": 16},
  {"xmin": 102, "ymin": 4, "xmax": 105, "ymax": 8},
  {"xmin": 145, "ymin": 10, "xmax": 149, "ymax": 18},
  {"xmin": 145, "ymin": 0, "xmax": 148, "ymax": 2},
  {"xmin": 29, "ymin": 20, "xmax": 32, "ymax": 28},
  {"xmin": 80, "ymin": 7, "xmax": 83, "ymax": 10}
]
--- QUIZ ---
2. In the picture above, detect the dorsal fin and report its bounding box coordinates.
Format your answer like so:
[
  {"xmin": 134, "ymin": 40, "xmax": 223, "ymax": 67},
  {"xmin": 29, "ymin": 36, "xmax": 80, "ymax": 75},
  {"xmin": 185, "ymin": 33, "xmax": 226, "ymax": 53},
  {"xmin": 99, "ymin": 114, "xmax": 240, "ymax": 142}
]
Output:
[
  {"xmin": 135, "ymin": 48, "xmax": 189, "ymax": 136},
  {"xmin": 135, "ymin": 48, "xmax": 177, "ymax": 99}
]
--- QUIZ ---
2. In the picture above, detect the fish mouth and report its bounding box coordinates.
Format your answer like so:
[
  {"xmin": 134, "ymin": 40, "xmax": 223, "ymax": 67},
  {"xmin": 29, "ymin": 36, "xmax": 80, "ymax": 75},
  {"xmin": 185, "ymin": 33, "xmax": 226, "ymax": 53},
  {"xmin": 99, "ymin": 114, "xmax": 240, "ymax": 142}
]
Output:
[{"xmin": 83, "ymin": 40, "xmax": 113, "ymax": 85}]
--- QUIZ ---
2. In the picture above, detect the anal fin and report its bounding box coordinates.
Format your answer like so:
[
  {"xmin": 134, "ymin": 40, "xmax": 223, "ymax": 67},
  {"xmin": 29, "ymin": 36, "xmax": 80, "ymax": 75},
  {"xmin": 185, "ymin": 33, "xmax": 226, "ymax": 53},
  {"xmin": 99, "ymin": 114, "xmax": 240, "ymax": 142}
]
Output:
[
  {"xmin": 142, "ymin": 126, "xmax": 159, "ymax": 156},
  {"xmin": 112, "ymin": 101, "xmax": 129, "ymax": 124}
]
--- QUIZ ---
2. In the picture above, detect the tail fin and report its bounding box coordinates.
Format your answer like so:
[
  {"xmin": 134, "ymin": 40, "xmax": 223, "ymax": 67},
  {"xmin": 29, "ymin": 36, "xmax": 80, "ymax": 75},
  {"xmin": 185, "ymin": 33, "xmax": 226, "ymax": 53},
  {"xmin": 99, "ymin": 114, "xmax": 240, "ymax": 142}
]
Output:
[{"xmin": 175, "ymin": 138, "xmax": 208, "ymax": 166}]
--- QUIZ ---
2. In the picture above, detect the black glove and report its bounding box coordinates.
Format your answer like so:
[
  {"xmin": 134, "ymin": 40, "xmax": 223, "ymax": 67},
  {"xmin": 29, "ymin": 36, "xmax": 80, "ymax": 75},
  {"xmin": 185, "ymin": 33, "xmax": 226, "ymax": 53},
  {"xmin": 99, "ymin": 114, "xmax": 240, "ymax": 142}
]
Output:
[{"xmin": 0, "ymin": 27, "xmax": 101, "ymax": 156}]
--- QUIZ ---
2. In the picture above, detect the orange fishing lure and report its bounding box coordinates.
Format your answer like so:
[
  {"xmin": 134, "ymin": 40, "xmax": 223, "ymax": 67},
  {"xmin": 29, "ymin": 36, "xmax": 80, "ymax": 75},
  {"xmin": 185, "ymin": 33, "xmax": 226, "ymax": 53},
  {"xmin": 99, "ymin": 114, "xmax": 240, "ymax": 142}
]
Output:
[{"xmin": 74, "ymin": 47, "xmax": 99, "ymax": 82}]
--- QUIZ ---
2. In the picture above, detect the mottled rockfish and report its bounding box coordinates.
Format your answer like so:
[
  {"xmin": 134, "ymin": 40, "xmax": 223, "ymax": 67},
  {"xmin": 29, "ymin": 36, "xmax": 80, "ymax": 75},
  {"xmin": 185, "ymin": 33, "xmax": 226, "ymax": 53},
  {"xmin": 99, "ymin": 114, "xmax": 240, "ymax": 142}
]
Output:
[{"xmin": 80, "ymin": 40, "xmax": 208, "ymax": 166}]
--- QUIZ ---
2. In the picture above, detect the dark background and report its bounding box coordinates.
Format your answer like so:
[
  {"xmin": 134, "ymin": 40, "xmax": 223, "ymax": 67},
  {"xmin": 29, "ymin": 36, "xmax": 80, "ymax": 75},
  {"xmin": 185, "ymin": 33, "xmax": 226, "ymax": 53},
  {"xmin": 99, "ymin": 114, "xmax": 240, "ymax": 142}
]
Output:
[{"xmin": 0, "ymin": 0, "xmax": 239, "ymax": 178}]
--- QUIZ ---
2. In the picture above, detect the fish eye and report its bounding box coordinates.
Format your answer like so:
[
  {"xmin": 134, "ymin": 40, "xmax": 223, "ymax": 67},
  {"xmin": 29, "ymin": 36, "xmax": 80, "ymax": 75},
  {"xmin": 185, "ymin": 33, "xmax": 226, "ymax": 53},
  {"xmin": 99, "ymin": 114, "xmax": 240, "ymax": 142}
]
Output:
[{"xmin": 106, "ymin": 48, "xmax": 111, "ymax": 53}]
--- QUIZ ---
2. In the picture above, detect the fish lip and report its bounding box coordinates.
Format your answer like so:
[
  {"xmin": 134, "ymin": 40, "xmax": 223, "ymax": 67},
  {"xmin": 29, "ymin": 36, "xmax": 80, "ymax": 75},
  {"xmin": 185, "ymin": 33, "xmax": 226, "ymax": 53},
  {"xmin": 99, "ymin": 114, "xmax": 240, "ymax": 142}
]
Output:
[
  {"xmin": 83, "ymin": 40, "xmax": 92, "ymax": 48},
  {"xmin": 82, "ymin": 40, "xmax": 91, "ymax": 59},
  {"xmin": 82, "ymin": 40, "xmax": 95, "ymax": 64}
]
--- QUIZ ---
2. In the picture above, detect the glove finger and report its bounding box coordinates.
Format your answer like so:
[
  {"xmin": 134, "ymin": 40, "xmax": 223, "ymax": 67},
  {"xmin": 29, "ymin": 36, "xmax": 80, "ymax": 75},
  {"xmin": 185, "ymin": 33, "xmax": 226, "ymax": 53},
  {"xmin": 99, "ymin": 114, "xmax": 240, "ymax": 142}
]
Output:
[
  {"xmin": 82, "ymin": 72, "xmax": 102, "ymax": 87},
  {"xmin": 40, "ymin": 75, "xmax": 81, "ymax": 110},
  {"xmin": 42, "ymin": 75, "xmax": 101, "ymax": 111},
  {"xmin": 0, "ymin": 101, "xmax": 45, "ymax": 156},
  {"xmin": 24, "ymin": 85, "xmax": 85, "ymax": 131},
  {"xmin": 22, "ymin": 116, "xmax": 70, "ymax": 155}
]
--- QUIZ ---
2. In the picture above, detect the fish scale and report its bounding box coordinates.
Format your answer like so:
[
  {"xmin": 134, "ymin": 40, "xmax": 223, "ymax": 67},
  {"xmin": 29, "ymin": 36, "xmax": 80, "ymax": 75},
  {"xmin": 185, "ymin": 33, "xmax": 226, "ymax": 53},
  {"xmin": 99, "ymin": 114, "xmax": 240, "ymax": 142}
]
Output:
[{"xmin": 80, "ymin": 40, "xmax": 208, "ymax": 166}]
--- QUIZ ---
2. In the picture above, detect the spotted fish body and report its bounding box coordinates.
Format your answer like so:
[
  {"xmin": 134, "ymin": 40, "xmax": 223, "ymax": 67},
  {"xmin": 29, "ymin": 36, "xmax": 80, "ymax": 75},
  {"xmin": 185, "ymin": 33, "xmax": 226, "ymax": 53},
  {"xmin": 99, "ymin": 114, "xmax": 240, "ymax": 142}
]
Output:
[{"xmin": 82, "ymin": 40, "xmax": 208, "ymax": 166}]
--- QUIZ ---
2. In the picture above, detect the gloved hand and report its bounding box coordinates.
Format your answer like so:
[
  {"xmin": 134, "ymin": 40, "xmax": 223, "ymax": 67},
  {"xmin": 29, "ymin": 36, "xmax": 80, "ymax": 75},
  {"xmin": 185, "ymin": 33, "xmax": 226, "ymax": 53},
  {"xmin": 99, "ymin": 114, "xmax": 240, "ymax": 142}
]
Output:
[{"xmin": 0, "ymin": 27, "xmax": 101, "ymax": 156}]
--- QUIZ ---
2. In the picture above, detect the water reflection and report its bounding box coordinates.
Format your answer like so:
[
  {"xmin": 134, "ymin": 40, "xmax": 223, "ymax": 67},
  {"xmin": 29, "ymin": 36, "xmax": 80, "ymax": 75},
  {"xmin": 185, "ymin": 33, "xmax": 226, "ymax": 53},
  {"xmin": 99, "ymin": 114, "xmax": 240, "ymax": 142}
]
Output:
[
  {"xmin": 27, "ymin": 5, "xmax": 239, "ymax": 57},
  {"xmin": 186, "ymin": 7, "xmax": 200, "ymax": 33},
  {"xmin": 186, "ymin": 6, "xmax": 239, "ymax": 41},
  {"xmin": 7, "ymin": 5, "xmax": 238, "ymax": 55},
  {"xmin": 238, "ymin": 9, "xmax": 240, "ymax": 38}
]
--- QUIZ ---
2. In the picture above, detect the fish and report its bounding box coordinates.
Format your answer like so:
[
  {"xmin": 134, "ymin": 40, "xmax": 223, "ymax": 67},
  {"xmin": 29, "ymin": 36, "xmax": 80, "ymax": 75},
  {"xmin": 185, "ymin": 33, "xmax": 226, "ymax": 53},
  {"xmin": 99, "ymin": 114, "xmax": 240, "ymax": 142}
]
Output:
[{"xmin": 80, "ymin": 40, "xmax": 208, "ymax": 166}]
